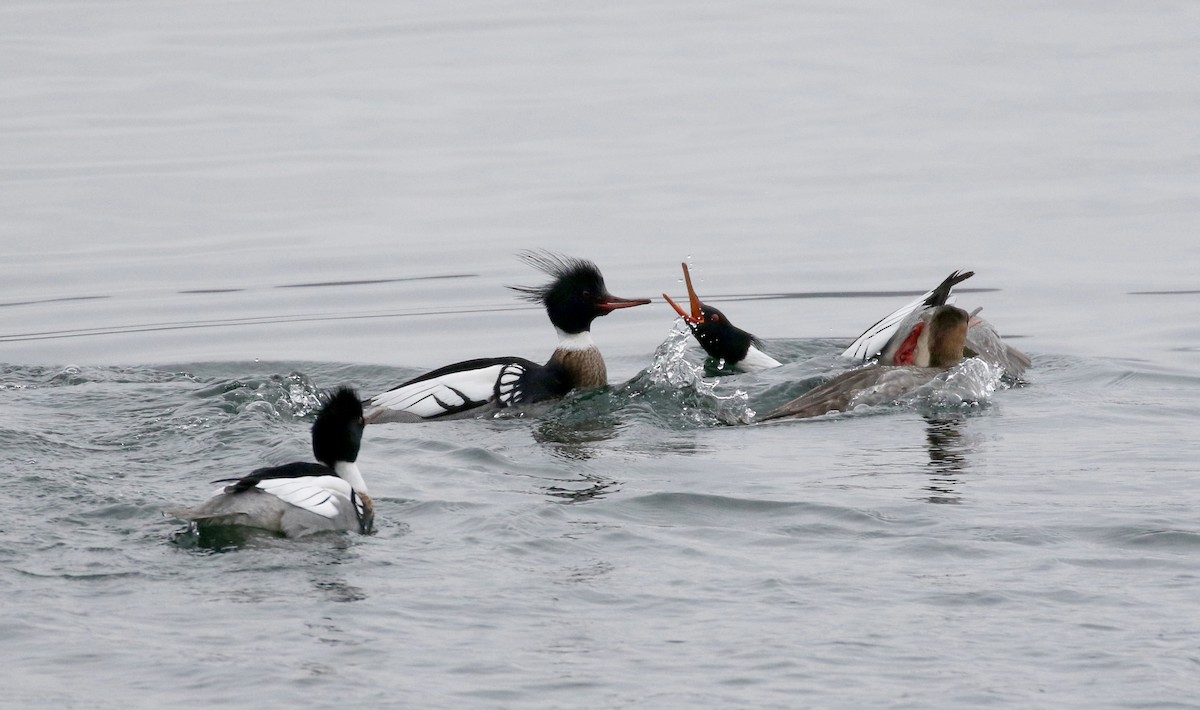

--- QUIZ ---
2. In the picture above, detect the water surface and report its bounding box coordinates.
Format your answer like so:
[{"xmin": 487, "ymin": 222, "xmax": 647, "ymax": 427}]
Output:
[{"xmin": 3, "ymin": 1, "xmax": 1199, "ymax": 707}]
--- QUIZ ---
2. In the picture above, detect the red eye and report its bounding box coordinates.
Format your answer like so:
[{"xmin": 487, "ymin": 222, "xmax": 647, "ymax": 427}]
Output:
[{"xmin": 710, "ymin": 314, "xmax": 721, "ymax": 323}]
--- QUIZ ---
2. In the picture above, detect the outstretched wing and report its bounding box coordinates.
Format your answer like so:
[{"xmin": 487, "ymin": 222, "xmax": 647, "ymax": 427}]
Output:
[
  {"xmin": 841, "ymin": 270, "xmax": 973, "ymax": 362},
  {"xmin": 366, "ymin": 357, "xmax": 539, "ymax": 421}
]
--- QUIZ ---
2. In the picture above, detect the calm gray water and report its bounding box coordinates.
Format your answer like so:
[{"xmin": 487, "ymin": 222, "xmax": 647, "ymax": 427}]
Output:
[{"xmin": 3, "ymin": 1, "xmax": 1200, "ymax": 707}]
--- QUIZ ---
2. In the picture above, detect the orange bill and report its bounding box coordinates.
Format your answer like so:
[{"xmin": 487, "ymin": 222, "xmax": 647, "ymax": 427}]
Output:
[{"xmin": 662, "ymin": 262, "xmax": 704, "ymax": 324}]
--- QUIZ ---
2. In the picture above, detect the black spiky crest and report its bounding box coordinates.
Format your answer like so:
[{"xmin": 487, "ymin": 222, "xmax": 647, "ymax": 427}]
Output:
[
  {"xmin": 312, "ymin": 386, "xmax": 364, "ymax": 467},
  {"xmin": 509, "ymin": 250, "xmax": 610, "ymax": 334},
  {"xmin": 509, "ymin": 250, "xmax": 604, "ymax": 302}
]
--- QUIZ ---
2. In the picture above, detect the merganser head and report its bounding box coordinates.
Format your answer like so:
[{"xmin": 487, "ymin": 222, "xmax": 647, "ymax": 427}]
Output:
[
  {"xmin": 926, "ymin": 305, "xmax": 970, "ymax": 368},
  {"xmin": 510, "ymin": 250, "xmax": 651, "ymax": 334},
  {"xmin": 311, "ymin": 387, "xmax": 365, "ymax": 469},
  {"xmin": 663, "ymin": 262, "xmax": 761, "ymax": 363}
]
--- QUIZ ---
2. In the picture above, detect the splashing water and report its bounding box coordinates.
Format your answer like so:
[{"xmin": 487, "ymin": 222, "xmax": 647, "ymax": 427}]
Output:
[
  {"xmin": 906, "ymin": 357, "xmax": 1005, "ymax": 409},
  {"xmin": 645, "ymin": 324, "xmax": 703, "ymax": 389},
  {"xmin": 618, "ymin": 324, "xmax": 755, "ymax": 427}
]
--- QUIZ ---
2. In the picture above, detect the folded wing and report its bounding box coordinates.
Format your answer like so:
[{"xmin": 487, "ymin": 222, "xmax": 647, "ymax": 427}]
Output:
[{"xmin": 366, "ymin": 357, "xmax": 537, "ymax": 421}]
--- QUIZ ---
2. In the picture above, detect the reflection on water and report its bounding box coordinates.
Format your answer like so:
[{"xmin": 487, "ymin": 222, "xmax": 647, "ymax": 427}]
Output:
[
  {"xmin": 922, "ymin": 415, "xmax": 972, "ymax": 504},
  {"xmin": 312, "ymin": 578, "xmax": 368, "ymax": 604},
  {"xmin": 532, "ymin": 415, "xmax": 620, "ymax": 462},
  {"xmin": 530, "ymin": 417, "xmax": 622, "ymax": 502},
  {"xmin": 541, "ymin": 474, "xmax": 621, "ymax": 504}
]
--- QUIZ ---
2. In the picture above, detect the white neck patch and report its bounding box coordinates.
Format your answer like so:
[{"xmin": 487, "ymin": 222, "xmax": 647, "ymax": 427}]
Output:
[
  {"xmin": 335, "ymin": 461, "xmax": 367, "ymax": 494},
  {"xmin": 555, "ymin": 329, "xmax": 596, "ymax": 352},
  {"xmin": 737, "ymin": 345, "xmax": 783, "ymax": 372}
]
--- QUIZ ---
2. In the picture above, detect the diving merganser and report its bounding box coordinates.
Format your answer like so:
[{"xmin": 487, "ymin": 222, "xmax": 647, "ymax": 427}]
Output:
[
  {"xmin": 842, "ymin": 270, "xmax": 1030, "ymax": 379},
  {"xmin": 365, "ymin": 251, "xmax": 651, "ymax": 422},
  {"xmin": 168, "ymin": 387, "xmax": 372, "ymax": 536},
  {"xmin": 761, "ymin": 305, "xmax": 970, "ymax": 420},
  {"xmin": 662, "ymin": 262, "xmax": 782, "ymax": 372}
]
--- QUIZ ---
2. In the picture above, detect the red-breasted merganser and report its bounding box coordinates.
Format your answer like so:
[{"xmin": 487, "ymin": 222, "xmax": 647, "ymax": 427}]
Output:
[
  {"xmin": 761, "ymin": 305, "xmax": 970, "ymax": 420},
  {"xmin": 168, "ymin": 387, "xmax": 372, "ymax": 536},
  {"xmin": 365, "ymin": 251, "xmax": 651, "ymax": 422},
  {"xmin": 842, "ymin": 270, "xmax": 1030, "ymax": 379},
  {"xmin": 662, "ymin": 262, "xmax": 782, "ymax": 372}
]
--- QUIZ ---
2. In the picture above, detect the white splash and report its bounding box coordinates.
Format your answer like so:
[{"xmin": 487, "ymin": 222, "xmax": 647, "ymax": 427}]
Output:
[
  {"xmin": 644, "ymin": 323, "xmax": 755, "ymax": 424},
  {"xmin": 907, "ymin": 357, "xmax": 1005, "ymax": 409}
]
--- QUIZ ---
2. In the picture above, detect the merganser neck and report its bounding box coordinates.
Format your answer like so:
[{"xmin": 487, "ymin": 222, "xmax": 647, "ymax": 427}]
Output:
[
  {"xmin": 738, "ymin": 344, "xmax": 783, "ymax": 372},
  {"xmin": 548, "ymin": 330, "xmax": 607, "ymax": 389},
  {"xmin": 335, "ymin": 461, "xmax": 367, "ymax": 494},
  {"xmin": 555, "ymin": 328, "xmax": 596, "ymax": 351}
]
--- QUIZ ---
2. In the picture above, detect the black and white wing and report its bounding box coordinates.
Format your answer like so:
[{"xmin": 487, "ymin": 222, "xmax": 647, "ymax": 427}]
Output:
[
  {"xmin": 366, "ymin": 357, "xmax": 538, "ymax": 421},
  {"xmin": 842, "ymin": 270, "xmax": 973, "ymax": 362},
  {"xmin": 210, "ymin": 462, "xmax": 346, "ymax": 519},
  {"xmin": 253, "ymin": 475, "xmax": 351, "ymax": 519},
  {"xmin": 171, "ymin": 463, "xmax": 362, "ymax": 535}
]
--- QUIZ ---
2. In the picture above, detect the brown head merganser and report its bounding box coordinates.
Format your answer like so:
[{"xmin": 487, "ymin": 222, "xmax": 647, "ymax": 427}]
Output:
[
  {"xmin": 843, "ymin": 270, "xmax": 1030, "ymax": 379},
  {"xmin": 365, "ymin": 251, "xmax": 651, "ymax": 422},
  {"xmin": 761, "ymin": 305, "xmax": 970, "ymax": 421},
  {"xmin": 662, "ymin": 262, "xmax": 782, "ymax": 373},
  {"xmin": 168, "ymin": 387, "xmax": 373, "ymax": 536}
]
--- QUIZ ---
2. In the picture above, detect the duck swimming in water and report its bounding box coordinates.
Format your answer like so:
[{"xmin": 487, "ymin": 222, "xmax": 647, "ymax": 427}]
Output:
[
  {"xmin": 169, "ymin": 387, "xmax": 372, "ymax": 537},
  {"xmin": 842, "ymin": 270, "xmax": 1030, "ymax": 379},
  {"xmin": 365, "ymin": 251, "xmax": 651, "ymax": 422},
  {"xmin": 662, "ymin": 262, "xmax": 782, "ymax": 373},
  {"xmin": 760, "ymin": 305, "xmax": 971, "ymax": 421}
]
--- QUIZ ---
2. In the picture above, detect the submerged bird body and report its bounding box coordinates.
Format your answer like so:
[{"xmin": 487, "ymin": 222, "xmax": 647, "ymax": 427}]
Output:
[
  {"xmin": 366, "ymin": 252, "xmax": 650, "ymax": 422},
  {"xmin": 663, "ymin": 262, "xmax": 781, "ymax": 373},
  {"xmin": 960, "ymin": 318, "xmax": 1031, "ymax": 380},
  {"xmin": 762, "ymin": 305, "xmax": 970, "ymax": 421},
  {"xmin": 169, "ymin": 387, "xmax": 372, "ymax": 537}
]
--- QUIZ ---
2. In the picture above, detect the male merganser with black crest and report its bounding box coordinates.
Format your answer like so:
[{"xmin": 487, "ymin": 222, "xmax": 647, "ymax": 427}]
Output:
[
  {"xmin": 761, "ymin": 305, "xmax": 971, "ymax": 421},
  {"xmin": 168, "ymin": 387, "xmax": 372, "ymax": 536},
  {"xmin": 663, "ymin": 262, "xmax": 782, "ymax": 372},
  {"xmin": 842, "ymin": 270, "xmax": 1030, "ymax": 379},
  {"xmin": 365, "ymin": 251, "xmax": 651, "ymax": 422}
]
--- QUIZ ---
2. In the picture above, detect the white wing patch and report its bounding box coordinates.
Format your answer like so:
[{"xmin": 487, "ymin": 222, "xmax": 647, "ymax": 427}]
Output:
[
  {"xmin": 842, "ymin": 290, "xmax": 956, "ymax": 362},
  {"xmin": 369, "ymin": 364, "xmax": 508, "ymax": 418},
  {"xmin": 255, "ymin": 476, "xmax": 352, "ymax": 519}
]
